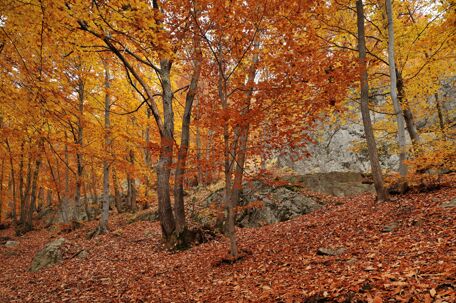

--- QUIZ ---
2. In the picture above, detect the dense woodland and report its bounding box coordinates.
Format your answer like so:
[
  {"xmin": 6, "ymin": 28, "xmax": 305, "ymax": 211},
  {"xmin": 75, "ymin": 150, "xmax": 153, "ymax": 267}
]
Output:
[{"xmin": 0, "ymin": 0, "xmax": 455, "ymax": 302}]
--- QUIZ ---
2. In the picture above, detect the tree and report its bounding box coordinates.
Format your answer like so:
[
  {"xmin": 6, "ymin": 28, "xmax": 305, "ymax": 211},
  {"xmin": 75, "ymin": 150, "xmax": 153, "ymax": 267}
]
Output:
[
  {"xmin": 356, "ymin": 0, "xmax": 388, "ymax": 202},
  {"xmin": 386, "ymin": 0, "xmax": 408, "ymax": 192}
]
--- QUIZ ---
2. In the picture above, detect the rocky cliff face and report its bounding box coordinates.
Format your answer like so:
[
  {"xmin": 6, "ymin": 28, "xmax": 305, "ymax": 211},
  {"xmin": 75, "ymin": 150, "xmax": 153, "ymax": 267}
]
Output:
[{"xmin": 277, "ymin": 80, "xmax": 455, "ymax": 174}]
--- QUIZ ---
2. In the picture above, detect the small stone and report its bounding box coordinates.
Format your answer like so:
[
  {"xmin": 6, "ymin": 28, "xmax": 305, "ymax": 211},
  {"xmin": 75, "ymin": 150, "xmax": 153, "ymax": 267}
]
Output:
[
  {"xmin": 364, "ymin": 266, "xmax": 375, "ymax": 271},
  {"xmin": 440, "ymin": 198, "xmax": 456, "ymax": 208},
  {"xmin": 76, "ymin": 250, "xmax": 88, "ymax": 259},
  {"xmin": 382, "ymin": 222, "xmax": 398, "ymax": 233},
  {"xmin": 5, "ymin": 240, "xmax": 18, "ymax": 247},
  {"xmin": 317, "ymin": 247, "xmax": 346, "ymax": 256}
]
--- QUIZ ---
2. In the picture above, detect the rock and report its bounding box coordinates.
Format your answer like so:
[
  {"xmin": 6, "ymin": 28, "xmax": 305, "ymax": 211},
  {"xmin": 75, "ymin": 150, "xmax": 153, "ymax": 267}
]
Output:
[
  {"xmin": 76, "ymin": 250, "xmax": 88, "ymax": 259},
  {"xmin": 128, "ymin": 209, "xmax": 159, "ymax": 224},
  {"xmin": 317, "ymin": 247, "xmax": 346, "ymax": 256},
  {"xmin": 441, "ymin": 198, "xmax": 456, "ymax": 208},
  {"xmin": 0, "ymin": 236, "xmax": 12, "ymax": 245},
  {"xmin": 283, "ymin": 172, "xmax": 375, "ymax": 197},
  {"xmin": 5, "ymin": 240, "xmax": 18, "ymax": 247},
  {"xmin": 30, "ymin": 238, "xmax": 66, "ymax": 272},
  {"xmin": 237, "ymin": 182, "xmax": 324, "ymax": 228},
  {"xmin": 382, "ymin": 222, "xmax": 398, "ymax": 233},
  {"xmin": 199, "ymin": 180, "xmax": 325, "ymax": 228}
]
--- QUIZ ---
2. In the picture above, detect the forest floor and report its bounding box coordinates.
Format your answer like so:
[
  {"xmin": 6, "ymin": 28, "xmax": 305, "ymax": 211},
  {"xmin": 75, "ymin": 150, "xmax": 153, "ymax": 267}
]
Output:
[{"xmin": 0, "ymin": 180, "xmax": 455, "ymax": 303}]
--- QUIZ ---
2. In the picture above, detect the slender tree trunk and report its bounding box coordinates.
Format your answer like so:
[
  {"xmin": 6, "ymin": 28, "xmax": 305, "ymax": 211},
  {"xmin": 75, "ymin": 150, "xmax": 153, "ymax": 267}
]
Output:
[
  {"xmin": 386, "ymin": 0, "xmax": 408, "ymax": 193},
  {"xmin": 6, "ymin": 140, "xmax": 17, "ymax": 224},
  {"xmin": 144, "ymin": 109, "xmax": 152, "ymax": 209},
  {"xmin": 226, "ymin": 39, "xmax": 260, "ymax": 258},
  {"xmin": 173, "ymin": 33, "xmax": 202, "ymax": 237},
  {"xmin": 112, "ymin": 168, "xmax": 122, "ymax": 212},
  {"xmin": 396, "ymin": 68, "xmax": 421, "ymax": 145},
  {"xmin": 45, "ymin": 146, "xmax": 65, "ymax": 222},
  {"xmin": 20, "ymin": 156, "xmax": 32, "ymax": 225},
  {"xmin": 0, "ymin": 158, "xmax": 4, "ymax": 222},
  {"xmin": 74, "ymin": 79, "xmax": 85, "ymax": 221},
  {"xmin": 37, "ymin": 187, "xmax": 44, "ymax": 213},
  {"xmin": 195, "ymin": 100, "xmax": 203, "ymax": 186},
  {"xmin": 26, "ymin": 155, "xmax": 42, "ymax": 232},
  {"xmin": 127, "ymin": 150, "xmax": 137, "ymax": 212},
  {"xmin": 356, "ymin": 0, "xmax": 388, "ymax": 202},
  {"xmin": 99, "ymin": 63, "xmax": 111, "ymax": 233},
  {"xmin": 435, "ymin": 93, "xmax": 446, "ymax": 138},
  {"xmin": 46, "ymin": 189, "xmax": 52, "ymax": 209},
  {"xmin": 64, "ymin": 132, "xmax": 70, "ymax": 222}
]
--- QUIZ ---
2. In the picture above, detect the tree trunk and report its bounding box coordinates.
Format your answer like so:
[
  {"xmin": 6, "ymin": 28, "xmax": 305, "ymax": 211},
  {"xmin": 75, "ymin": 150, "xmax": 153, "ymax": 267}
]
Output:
[
  {"xmin": 37, "ymin": 186, "xmax": 44, "ymax": 214},
  {"xmin": 99, "ymin": 62, "xmax": 111, "ymax": 233},
  {"xmin": 386, "ymin": 0, "xmax": 408, "ymax": 193},
  {"xmin": 127, "ymin": 150, "xmax": 137, "ymax": 212},
  {"xmin": 435, "ymin": 93, "xmax": 446, "ymax": 138},
  {"xmin": 396, "ymin": 68, "xmax": 421, "ymax": 145},
  {"xmin": 45, "ymin": 146, "xmax": 65, "ymax": 222},
  {"xmin": 173, "ymin": 32, "xmax": 202, "ymax": 236},
  {"xmin": 144, "ymin": 109, "xmax": 152, "ymax": 209},
  {"xmin": 20, "ymin": 156, "xmax": 32, "ymax": 225},
  {"xmin": 25, "ymin": 155, "xmax": 42, "ymax": 232},
  {"xmin": 0, "ymin": 158, "xmax": 4, "ymax": 222},
  {"xmin": 226, "ymin": 39, "xmax": 260, "ymax": 258},
  {"xmin": 356, "ymin": 0, "xmax": 388, "ymax": 202},
  {"xmin": 74, "ymin": 79, "xmax": 85, "ymax": 221},
  {"xmin": 195, "ymin": 100, "xmax": 203, "ymax": 186},
  {"xmin": 6, "ymin": 140, "xmax": 17, "ymax": 224},
  {"xmin": 156, "ymin": 59, "xmax": 176, "ymax": 243},
  {"xmin": 112, "ymin": 168, "xmax": 122, "ymax": 212},
  {"xmin": 46, "ymin": 189, "xmax": 52, "ymax": 209}
]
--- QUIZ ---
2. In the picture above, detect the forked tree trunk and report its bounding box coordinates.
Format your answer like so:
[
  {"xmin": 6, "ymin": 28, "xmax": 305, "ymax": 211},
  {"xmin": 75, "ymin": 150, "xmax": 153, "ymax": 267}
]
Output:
[
  {"xmin": 356, "ymin": 0, "xmax": 388, "ymax": 202},
  {"xmin": 386, "ymin": 0, "xmax": 408, "ymax": 193},
  {"xmin": 173, "ymin": 32, "xmax": 202, "ymax": 236}
]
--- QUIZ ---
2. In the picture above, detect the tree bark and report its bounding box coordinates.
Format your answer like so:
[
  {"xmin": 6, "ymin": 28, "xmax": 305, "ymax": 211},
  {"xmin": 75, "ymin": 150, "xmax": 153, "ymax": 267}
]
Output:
[
  {"xmin": 6, "ymin": 140, "xmax": 17, "ymax": 224},
  {"xmin": 356, "ymin": 0, "xmax": 388, "ymax": 202},
  {"xmin": 173, "ymin": 32, "xmax": 202, "ymax": 236},
  {"xmin": 156, "ymin": 59, "xmax": 177, "ymax": 242},
  {"xmin": 127, "ymin": 150, "xmax": 137, "ymax": 212},
  {"xmin": 386, "ymin": 0, "xmax": 408, "ymax": 193},
  {"xmin": 0, "ymin": 158, "xmax": 4, "ymax": 222},
  {"xmin": 99, "ymin": 63, "xmax": 111, "ymax": 233},
  {"xmin": 112, "ymin": 168, "xmax": 122, "ymax": 212},
  {"xmin": 25, "ymin": 154, "xmax": 42, "ymax": 232},
  {"xmin": 74, "ymin": 79, "xmax": 85, "ymax": 221},
  {"xmin": 226, "ymin": 39, "xmax": 260, "ymax": 258},
  {"xmin": 435, "ymin": 93, "xmax": 446, "ymax": 138},
  {"xmin": 396, "ymin": 68, "xmax": 421, "ymax": 145}
]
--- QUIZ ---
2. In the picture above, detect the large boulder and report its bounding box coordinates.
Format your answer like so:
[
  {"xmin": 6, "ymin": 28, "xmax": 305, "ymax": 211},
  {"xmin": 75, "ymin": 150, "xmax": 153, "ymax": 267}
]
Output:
[
  {"xmin": 128, "ymin": 209, "xmax": 159, "ymax": 224},
  {"xmin": 200, "ymin": 180, "xmax": 324, "ymax": 228},
  {"xmin": 30, "ymin": 238, "xmax": 66, "ymax": 272},
  {"xmin": 283, "ymin": 172, "xmax": 375, "ymax": 197}
]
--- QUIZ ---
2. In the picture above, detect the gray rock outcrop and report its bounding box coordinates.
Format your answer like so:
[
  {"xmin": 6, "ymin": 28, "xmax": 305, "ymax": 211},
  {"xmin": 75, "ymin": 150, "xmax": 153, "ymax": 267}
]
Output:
[{"xmin": 30, "ymin": 238, "xmax": 66, "ymax": 272}]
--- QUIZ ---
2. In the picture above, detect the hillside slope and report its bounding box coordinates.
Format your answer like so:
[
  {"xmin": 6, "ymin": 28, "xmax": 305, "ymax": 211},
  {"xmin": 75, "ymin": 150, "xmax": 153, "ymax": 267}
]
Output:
[{"xmin": 1, "ymin": 185, "xmax": 455, "ymax": 303}]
